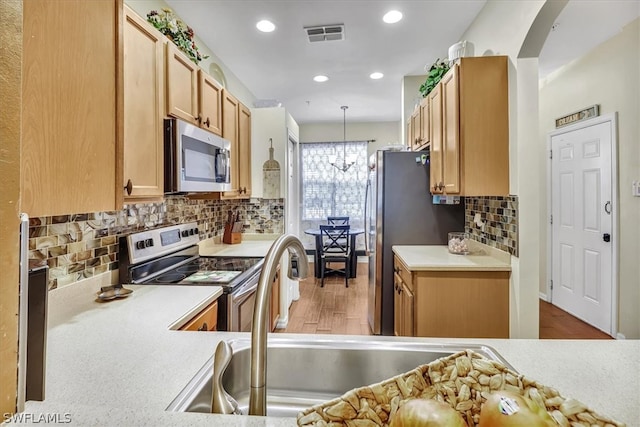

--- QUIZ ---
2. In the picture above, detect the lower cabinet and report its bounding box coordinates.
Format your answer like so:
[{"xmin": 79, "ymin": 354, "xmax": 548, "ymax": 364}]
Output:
[
  {"xmin": 393, "ymin": 256, "xmax": 509, "ymax": 338},
  {"xmin": 270, "ymin": 269, "xmax": 281, "ymax": 332},
  {"xmin": 180, "ymin": 300, "xmax": 218, "ymax": 331}
]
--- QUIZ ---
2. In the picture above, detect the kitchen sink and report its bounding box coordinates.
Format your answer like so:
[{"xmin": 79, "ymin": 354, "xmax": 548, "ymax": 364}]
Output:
[{"xmin": 166, "ymin": 336, "xmax": 513, "ymax": 417}]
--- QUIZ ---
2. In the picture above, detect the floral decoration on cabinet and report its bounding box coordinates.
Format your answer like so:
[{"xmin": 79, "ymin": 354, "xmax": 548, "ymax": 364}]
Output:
[{"xmin": 147, "ymin": 8, "xmax": 209, "ymax": 64}]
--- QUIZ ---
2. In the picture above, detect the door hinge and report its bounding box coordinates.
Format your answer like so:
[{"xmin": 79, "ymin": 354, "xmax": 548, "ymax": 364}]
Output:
[
  {"xmin": 550, "ymin": 280, "xmax": 553, "ymax": 290},
  {"xmin": 549, "ymin": 149, "xmax": 553, "ymax": 159},
  {"xmin": 550, "ymin": 214, "xmax": 553, "ymax": 225}
]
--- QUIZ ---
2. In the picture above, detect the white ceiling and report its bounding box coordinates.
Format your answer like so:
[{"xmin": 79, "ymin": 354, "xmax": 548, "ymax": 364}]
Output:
[{"xmin": 165, "ymin": 0, "xmax": 639, "ymax": 124}]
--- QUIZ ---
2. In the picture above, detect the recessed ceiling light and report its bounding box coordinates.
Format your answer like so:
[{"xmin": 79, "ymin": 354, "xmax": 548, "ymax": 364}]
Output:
[
  {"xmin": 313, "ymin": 75, "xmax": 329, "ymax": 82},
  {"xmin": 383, "ymin": 10, "xmax": 403, "ymax": 24},
  {"xmin": 256, "ymin": 20, "xmax": 276, "ymax": 32},
  {"xmin": 370, "ymin": 72, "xmax": 384, "ymax": 80}
]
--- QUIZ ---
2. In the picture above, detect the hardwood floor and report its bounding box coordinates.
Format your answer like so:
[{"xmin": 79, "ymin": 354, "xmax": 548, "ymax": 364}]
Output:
[
  {"xmin": 277, "ymin": 262, "xmax": 612, "ymax": 339},
  {"xmin": 539, "ymin": 299, "xmax": 612, "ymax": 339}
]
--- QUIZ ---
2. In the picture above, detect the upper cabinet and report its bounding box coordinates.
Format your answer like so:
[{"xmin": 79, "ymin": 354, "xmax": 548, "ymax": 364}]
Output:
[
  {"xmin": 21, "ymin": 0, "xmax": 120, "ymax": 217},
  {"xmin": 221, "ymin": 90, "xmax": 251, "ymax": 199},
  {"xmin": 238, "ymin": 103, "xmax": 253, "ymax": 197},
  {"xmin": 122, "ymin": 5, "xmax": 165, "ymax": 202},
  {"xmin": 198, "ymin": 72, "xmax": 223, "ymax": 135},
  {"xmin": 429, "ymin": 56, "xmax": 509, "ymax": 196},
  {"xmin": 166, "ymin": 43, "xmax": 223, "ymax": 136},
  {"xmin": 165, "ymin": 43, "xmax": 199, "ymax": 125},
  {"xmin": 408, "ymin": 98, "xmax": 430, "ymax": 151}
]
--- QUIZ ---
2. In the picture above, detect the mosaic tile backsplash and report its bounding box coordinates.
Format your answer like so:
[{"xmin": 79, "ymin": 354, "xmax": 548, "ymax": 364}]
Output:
[
  {"xmin": 29, "ymin": 196, "xmax": 284, "ymax": 290},
  {"xmin": 464, "ymin": 196, "xmax": 519, "ymax": 257}
]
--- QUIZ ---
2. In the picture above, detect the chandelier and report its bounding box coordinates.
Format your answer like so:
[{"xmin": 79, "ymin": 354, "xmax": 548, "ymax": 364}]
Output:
[{"xmin": 329, "ymin": 105, "xmax": 356, "ymax": 172}]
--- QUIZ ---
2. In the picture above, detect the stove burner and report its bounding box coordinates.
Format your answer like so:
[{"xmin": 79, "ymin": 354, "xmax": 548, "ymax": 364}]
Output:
[
  {"xmin": 175, "ymin": 264, "xmax": 200, "ymax": 275},
  {"xmin": 152, "ymin": 272, "xmax": 187, "ymax": 283}
]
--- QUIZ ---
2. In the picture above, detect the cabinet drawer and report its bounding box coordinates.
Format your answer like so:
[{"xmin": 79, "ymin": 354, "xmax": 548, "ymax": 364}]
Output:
[
  {"xmin": 180, "ymin": 300, "xmax": 218, "ymax": 331},
  {"xmin": 393, "ymin": 256, "xmax": 413, "ymax": 292}
]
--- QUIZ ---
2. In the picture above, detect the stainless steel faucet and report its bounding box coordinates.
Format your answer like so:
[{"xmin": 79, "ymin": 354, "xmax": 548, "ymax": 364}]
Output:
[{"xmin": 248, "ymin": 234, "xmax": 309, "ymax": 416}]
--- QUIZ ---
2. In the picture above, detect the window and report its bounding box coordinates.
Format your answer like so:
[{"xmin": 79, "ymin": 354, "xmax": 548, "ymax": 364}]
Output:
[{"xmin": 300, "ymin": 141, "xmax": 368, "ymax": 221}]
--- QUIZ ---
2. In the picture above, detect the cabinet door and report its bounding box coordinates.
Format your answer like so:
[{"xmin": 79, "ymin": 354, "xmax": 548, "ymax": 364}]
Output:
[
  {"xmin": 221, "ymin": 89, "xmax": 240, "ymax": 197},
  {"xmin": 21, "ymin": 0, "xmax": 118, "ymax": 217},
  {"xmin": 393, "ymin": 273, "xmax": 403, "ymax": 336},
  {"xmin": 270, "ymin": 270, "xmax": 281, "ymax": 332},
  {"xmin": 410, "ymin": 108, "xmax": 421, "ymax": 151},
  {"xmin": 401, "ymin": 282, "xmax": 414, "ymax": 337},
  {"xmin": 180, "ymin": 300, "xmax": 218, "ymax": 331},
  {"xmin": 419, "ymin": 97, "xmax": 430, "ymax": 147},
  {"xmin": 237, "ymin": 103, "xmax": 252, "ymax": 198},
  {"xmin": 428, "ymin": 84, "xmax": 443, "ymax": 193},
  {"xmin": 123, "ymin": 6, "xmax": 164, "ymax": 201},
  {"xmin": 198, "ymin": 71, "xmax": 223, "ymax": 135},
  {"xmin": 441, "ymin": 64, "xmax": 460, "ymax": 194},
  {"xmin": 166, "ymin": 43, "xmax": 198, "ymax": 125}
]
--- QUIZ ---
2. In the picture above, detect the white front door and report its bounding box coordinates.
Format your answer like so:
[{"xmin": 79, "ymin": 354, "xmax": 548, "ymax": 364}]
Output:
[{"xmin": 550, "ymin": 115, "xmax": 616, "ymax": 335}]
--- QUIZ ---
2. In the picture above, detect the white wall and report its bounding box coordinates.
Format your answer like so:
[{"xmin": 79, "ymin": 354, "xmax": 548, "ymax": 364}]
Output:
[
  {"xmin": 539, "ymin": 18, "xmax": 640, "ymax": 339},
  {"xmin": 125, "ymin": 0, "xmax": 256, "ymax": 107},
  {"xmin": 250, "ymin": 107, "xmax": 291, "ymax": 198}
]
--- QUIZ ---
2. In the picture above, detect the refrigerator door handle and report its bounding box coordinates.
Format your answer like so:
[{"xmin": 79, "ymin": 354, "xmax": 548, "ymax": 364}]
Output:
[{"xmin": 364, "ymin": 178, "xmax": 370, "ymax": 255}]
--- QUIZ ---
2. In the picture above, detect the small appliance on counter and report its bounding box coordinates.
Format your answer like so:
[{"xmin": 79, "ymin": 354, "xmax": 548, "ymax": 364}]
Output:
[
  {"xmin": 118, "ymin": 222, "xmax": 264, "ymax": 332},
  {"xmin": 96, "ymin": 284, "xmax": 133, "ymax": 301}
]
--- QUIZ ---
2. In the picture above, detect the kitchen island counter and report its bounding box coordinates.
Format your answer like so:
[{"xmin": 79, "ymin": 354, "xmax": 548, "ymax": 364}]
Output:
[{"xmin": 10, "ymin": 273, "xmax": 639, "ymax": 426}]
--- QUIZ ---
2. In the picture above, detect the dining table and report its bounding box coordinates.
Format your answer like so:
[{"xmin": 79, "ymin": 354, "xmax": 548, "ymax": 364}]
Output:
[{"xmin": 304, "ymin": 227, "xmax": 364, "ymax": 279}]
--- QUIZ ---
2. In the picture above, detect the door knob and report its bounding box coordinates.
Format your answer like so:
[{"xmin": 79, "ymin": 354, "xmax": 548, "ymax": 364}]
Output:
[{"xmin": 603, "ymin": 233, "xmax": 611, "ymax": 242}]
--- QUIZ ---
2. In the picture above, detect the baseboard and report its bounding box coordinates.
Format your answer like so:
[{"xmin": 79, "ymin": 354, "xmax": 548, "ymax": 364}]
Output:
[
  {"xmin": 275, "ymin": 314, "xmax": 288, "ymax": 330},
  {"xmin": 539, "ymin": 292, "xmax": 549, "ymax": 302},
  {"xmin": 616, "ymin": 333, "xmax": 626, "ymax": 340}
]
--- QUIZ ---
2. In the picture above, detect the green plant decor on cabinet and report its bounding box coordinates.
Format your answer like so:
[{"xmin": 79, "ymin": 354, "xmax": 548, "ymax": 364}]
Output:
[
  {"xmin": 419, "ymin": 59, "xmax": 450, "ymax": 98},
  {"xmin": 147, "ymin": 8, "xmax": 209, "ymax": 64}
]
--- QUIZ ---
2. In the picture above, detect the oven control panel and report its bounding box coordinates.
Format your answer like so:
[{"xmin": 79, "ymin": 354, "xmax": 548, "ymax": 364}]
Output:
[{"xmin": 126, "ymin": 222, "xmax": 200, "ymax": 265}]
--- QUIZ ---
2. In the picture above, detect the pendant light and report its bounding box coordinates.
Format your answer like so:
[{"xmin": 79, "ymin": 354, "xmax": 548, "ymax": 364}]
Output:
[{"xmin": 330, "ymin": 105, "xmax": 355, "ymax": 172}]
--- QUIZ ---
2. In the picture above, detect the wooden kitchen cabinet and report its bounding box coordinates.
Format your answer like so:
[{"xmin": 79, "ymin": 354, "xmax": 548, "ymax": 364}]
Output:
[
  {"xmin": 21, "ymin": 0, "xmax": 120, "ymax": 217},
  {"xmin": 166, "ymin": 42, "xmax": 223, "ymax": 136},
  {"xmin": 221, "ymin": 91, "xmax": 252, "ymax": 199},
  {"xmin": 198, "ymin": 72, "xmax": 223, "ymax": 135},
  {"xmin": 409, "ymin": 98, "xmax": 430, "ymax": 151},
  {"xmin": 393, "ymin": 268, "xmax": 414, "ymax": 337},
  {"xmin": 393, "ymin": 255, "xmax": 509, "ymax": 338},
  {"xmin": 270, "ymin": 269, "xmax": 281, "ymax": 332},
  {"xmin": 166, "ymin": 42, "xmax": 199, "ymax": 125},
  {"xmin": 122, "ymin": 5, "xmax": 165, "ymax": 202},
  {"xmin": 180, "ymin": 300, "xmax": 218, "ymax": 331},
  {"xmin": 430, "ymin": 56, "xmax": 509, "ymax": 196}
]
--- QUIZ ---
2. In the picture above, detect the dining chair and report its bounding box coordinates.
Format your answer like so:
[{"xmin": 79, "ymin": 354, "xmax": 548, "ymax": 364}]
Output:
[
  {"xmin": 327, "ymin": 216, "xmax": 349, "ymax": 225},
  {"xmin": 326, "ymin": 216, "xmax": 350, "ymax": 249},
  {"xmin": 318, "ymin": 224, "xmax": 351, "ymax": 288}
]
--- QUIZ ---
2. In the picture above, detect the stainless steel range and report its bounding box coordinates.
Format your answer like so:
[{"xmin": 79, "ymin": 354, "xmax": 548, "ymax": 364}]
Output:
[{"xmin": 118, "ymin": 222, "xmax": 264, "ymax": 332}]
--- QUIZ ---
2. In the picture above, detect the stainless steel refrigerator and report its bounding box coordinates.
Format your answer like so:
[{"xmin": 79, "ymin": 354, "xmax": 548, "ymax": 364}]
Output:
[{"xmin": 364, "ymin": 150, "xmax": 465, "ymax": 335}]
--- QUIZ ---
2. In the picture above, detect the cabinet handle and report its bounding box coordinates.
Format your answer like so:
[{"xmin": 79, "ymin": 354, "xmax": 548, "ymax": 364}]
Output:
[
  {"xmin": 198, "ymin": 322, "xmax": 208, "ymax": 331},
  {"xmin": 196, "ymin": 114, "xmax": 202, "ymax": 124},
  {"xmin": 124, "ymin": 179, "xmax": 133, "ymax": 196},
  {"xmin": 204, "ymin": 117, "xmax": 211, "ymax": 128}
]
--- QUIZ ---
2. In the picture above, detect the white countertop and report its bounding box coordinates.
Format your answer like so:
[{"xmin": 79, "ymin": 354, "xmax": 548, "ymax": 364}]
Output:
[
  {"xmin": 392, "ymin": 244, "xmax": 512, "ymax": 271},
  {"xmin": 198, "ymin": 234, "xmax": 279, "ymax": 257},
  {"xmin": 10, "ymin": 271, "xmax": 639, "ymax": 426}
]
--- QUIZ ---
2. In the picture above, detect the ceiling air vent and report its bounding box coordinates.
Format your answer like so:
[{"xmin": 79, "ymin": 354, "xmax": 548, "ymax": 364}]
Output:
[{"xmin": 304, "ymin": 24, "xmax": 345, "ymax": 43}]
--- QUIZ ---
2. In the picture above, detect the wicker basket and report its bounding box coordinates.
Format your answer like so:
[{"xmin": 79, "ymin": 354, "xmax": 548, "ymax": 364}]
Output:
[{"xmin": 297, "ymin": 349, "xmax": 624, "ymax": 427}]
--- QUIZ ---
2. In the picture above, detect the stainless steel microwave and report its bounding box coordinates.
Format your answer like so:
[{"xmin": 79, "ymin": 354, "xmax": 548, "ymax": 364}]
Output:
[{"xmin": 164, "ymin": 118, "xmax": 231, "ymax": 193}]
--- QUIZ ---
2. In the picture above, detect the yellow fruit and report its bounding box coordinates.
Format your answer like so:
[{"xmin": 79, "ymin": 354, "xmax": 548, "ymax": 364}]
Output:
[
  {"xmin": 390, "ymin": 398, "xmax": 467, "ymax": 427},
  {"xmin": 478, "ymin": 391, "xmax": 556, "ymax": 427}
]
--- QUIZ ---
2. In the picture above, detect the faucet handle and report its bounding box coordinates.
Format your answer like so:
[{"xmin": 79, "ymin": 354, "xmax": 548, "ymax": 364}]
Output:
[{"xmin": 211, "ymin": 341, "xmax": 241, "ymax": 415}]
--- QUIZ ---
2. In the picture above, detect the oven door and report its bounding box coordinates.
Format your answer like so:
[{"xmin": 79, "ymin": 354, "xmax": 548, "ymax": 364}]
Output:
[{"xmin": 227, "ymin": 270, "xmax": 261, "ymax": 332}]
